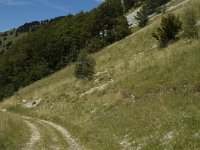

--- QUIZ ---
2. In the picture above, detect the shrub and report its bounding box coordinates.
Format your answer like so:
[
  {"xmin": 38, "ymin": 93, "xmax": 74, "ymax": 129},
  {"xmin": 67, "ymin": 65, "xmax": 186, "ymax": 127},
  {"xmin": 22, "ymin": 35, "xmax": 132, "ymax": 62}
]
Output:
[
  {"xmin": 87, "ymin": 37, "xmax": 104, "ymax": 53},
  {"xmin": 153, "ymin": 13, "xmax": 182, "ymax": 48},
  {"xmin": 135, "ymin": 6, "xmax": 149, "ymax": 27},
  {"xmin": 123, "ymin": 0, "xmax": 137, "ymax": 12},
  {"xmin": 74, "ymin": 50, "xmax": 96, "ymax": 80},
  {"xmin": 182, "ymin": 8, "xmax": 198, "ymax": 38},
  {"xmin": 3, "ymin": 37, "xmax": 7, "ymax": 41}
]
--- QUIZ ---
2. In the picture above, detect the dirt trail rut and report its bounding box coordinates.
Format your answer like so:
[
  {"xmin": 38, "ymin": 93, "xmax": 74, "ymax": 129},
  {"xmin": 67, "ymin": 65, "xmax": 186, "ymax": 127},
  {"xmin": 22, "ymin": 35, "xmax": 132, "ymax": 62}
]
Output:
[
  {"xmin": 24, "ymin": 117, "xmax": 83, "ymax": 150},
  {"xmin": 22, "ymin": 121, "xmax": 41, "ymax": 150},
  {"xmin": 41, "ymin": 120, "xmax": 82, "ymax": 150},
  {"xmin": 0, "ymin": 109, "xmax": 83, "ymax": 150}
]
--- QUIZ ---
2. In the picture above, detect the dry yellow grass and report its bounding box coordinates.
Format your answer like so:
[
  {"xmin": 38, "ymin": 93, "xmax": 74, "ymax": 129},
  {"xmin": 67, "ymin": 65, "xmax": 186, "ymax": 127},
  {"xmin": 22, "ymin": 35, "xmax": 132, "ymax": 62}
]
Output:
[{"xmin": 0, "ymin": 111, "xmax": 30, "ymax": 149}]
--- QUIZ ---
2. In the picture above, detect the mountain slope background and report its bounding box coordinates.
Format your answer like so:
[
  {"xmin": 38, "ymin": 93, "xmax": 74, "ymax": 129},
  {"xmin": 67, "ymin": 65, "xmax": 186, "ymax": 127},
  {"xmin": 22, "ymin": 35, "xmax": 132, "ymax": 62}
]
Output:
[
  {"xmin": 0, "ymin": 0, "xmax": 130, "ymax": 100},
  {"xmin": 0, "ymin": 17, "xmax": 64, "ymax": 54},
  {"xmin": 1, "ymin": 0, "xmax": 200, "ymax": 149}
]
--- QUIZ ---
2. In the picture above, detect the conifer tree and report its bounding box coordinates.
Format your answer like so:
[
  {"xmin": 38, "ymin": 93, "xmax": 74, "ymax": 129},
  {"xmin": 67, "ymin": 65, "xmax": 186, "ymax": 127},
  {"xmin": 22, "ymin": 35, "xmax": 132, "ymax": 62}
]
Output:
[
  {"xmin": 135, "ymin": 6, "xmax": 149, "ymax": 27},
  {"xmin": 153, "ymin": 14, "xmax": 182, "ymax": 48},
  {"xmin": 74, "ymin": 50, "xmax": 96, "ymax": 80}
]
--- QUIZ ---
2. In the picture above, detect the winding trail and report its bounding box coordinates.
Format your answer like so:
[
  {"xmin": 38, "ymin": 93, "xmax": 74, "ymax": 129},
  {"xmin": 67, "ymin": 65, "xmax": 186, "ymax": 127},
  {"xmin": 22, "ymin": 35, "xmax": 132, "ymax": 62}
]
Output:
[
  {"xmin": 22, "ymin": 121, "xmax": 41, "ymax": 150},
  {"xmin": 24, "ymin": 117, "xmax": 82, "ymax": 150},
  {"xmin": 40, "ymin": 120, "xmax": 81, "ymax": 150},
  {"xmin": 0, "ymin": 109, "xmax": 83, "ymax": 150}
]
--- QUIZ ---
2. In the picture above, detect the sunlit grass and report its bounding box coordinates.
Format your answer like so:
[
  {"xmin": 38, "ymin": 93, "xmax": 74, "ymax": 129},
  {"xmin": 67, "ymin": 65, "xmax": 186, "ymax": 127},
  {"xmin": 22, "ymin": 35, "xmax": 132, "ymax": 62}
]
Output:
[
  {"xmin": 0, "ymin": 111, "xmax": 30, "ymax": 149},
  {"xmin": 1, "ymin": 0, "xmax": 200, "ymax": 149}
]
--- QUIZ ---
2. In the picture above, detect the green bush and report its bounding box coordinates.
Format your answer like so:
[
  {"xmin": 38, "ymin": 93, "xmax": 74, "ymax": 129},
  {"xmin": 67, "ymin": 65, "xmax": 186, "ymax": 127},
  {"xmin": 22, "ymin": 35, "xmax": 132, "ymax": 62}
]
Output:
[
  {"xmin": 135, "ymin": 6, "xmax": 149, "ymax": 27},
  {"xmin": 153, "ymin": 13, "xmax": 182, "ymax": 48},
  {"xmin": 87, "ymin": 37, "xmax": 104, "ymax": 53},
  {"xmin": 74, "ymin": 50, "xmax": 96, "ymax": 80}
]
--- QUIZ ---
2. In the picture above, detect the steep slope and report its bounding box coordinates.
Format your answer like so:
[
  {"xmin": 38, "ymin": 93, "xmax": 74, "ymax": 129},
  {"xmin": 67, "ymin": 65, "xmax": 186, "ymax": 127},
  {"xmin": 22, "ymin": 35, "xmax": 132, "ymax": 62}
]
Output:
[{"xmin": 1, "ymin": 0, "xmax": 200, "ymax": 149}]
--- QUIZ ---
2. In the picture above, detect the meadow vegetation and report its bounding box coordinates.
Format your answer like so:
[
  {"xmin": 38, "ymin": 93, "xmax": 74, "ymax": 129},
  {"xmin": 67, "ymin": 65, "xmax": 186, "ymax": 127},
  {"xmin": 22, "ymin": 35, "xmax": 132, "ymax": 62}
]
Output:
[
  {"xmin": 0, "ymin": 111, "xmax": 30, "ymax": 149},
  {"xmin": 1, "ymin": 0, "xmax": 200, "ymax": 149}
]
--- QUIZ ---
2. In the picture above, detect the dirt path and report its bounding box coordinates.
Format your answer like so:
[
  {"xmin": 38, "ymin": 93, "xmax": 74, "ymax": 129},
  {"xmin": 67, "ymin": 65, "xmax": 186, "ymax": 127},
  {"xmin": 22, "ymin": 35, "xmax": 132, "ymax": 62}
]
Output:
[
  {"xmin": 40, "ymin": 120, "xmax": 82, "ymax": 150},
  {"xmin": 24, "ymin": 117, "xmax": 82, "ymax": 150},
  {"xmin": 22, "ymin": 121, "xmax": 41, "ymax": 150},
  {"xmin": 0, "ymin": 109, "xmax": 82, "ymax": 150}
]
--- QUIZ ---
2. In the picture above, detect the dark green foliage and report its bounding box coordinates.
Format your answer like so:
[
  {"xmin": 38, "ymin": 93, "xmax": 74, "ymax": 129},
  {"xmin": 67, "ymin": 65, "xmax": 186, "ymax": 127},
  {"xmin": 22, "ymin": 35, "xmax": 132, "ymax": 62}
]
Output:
[
  {"xmin": 182, "ymin": 8, "xmax": 198, "ymax": 38},
  {"xmin": 0, "ymin": 49, "xmax": 5, "ymax": 55},
  {"xmin": 153, "ymin": 14, "xmax": 182, "ymax": 48},
  {"xmin": 0, "ymin": 40, "xmax": 2, "ymax": 46},
  {"xmin": 134, "ymin": 0, "xmax": 170, "ymax": 29},
  {"xmin": 16, "ymin": 17, "xmax": 64, "ymax": 34},
  {"xmin": 96, "ymin": 0, "xmax": 130, "ymax": 43},
  {"xmin": 87, "ymin": 37, "xmax": 104, "ymax": 53},
  {"xmin": 10, "ymin": 31, "xmax": 14, "ymax": 35},
  {"xmin": 16, "ymin": 21, "xmax": 41, "ymax": 34},
  {"xmin": 135, "ymin": 6, "xmax": 149, "ymax": 27},
  {"xmin": 0, "ymin": 0, "xmax": 130, "ymax": 100},
  {"xmin": 1, "ymin": 32, "xmax": 8, "ymax": 36},
  {"xmin": 74, "ymin": 50, "xmax": 96, "ymax": 80},
  {"xmin": 115, "ymin": 16, "xmax": 131, "ymax": 40},
  {"xmin": 124, "ymin": 0, "xmax": 137, "ymax": 12},
  {"xmin": 6, "ymin": 41, "xmax": 13, "ymax": 49},
  {"xmin": 145, "ymin": 0, "xmax": 170, "ymax": 14}
]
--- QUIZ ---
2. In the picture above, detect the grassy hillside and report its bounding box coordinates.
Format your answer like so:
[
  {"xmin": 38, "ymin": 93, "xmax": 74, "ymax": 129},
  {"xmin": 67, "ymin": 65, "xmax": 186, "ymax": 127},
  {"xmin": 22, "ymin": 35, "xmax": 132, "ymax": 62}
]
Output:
[{"xmin": 1, "ymin": 0, "xmax": 200, "ymax": 149}]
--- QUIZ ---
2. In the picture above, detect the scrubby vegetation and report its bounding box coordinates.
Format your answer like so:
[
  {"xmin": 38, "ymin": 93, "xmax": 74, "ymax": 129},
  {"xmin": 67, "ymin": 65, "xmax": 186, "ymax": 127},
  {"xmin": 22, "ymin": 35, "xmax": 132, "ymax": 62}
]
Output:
[
  {"xmin": 182, "ymin": 7, "xmax": 199, "ymax": 38},
  {"xmin": 123, "ymin": 0, "xmax": 170, "ymax": 13},
  {"xmin": 135, "ymin": 6, "xmax": 149, "ymax": 27},
  {"xmin": 0, "ymin": 112, "xmax": 29, "ymax": 149},
  {"xmin": 75, "ymin": 50, "xmax": 96, "ymax": 80},
  {"xmin": 153, "ymin": 13, "xmax": 182, "ymax": 48}
]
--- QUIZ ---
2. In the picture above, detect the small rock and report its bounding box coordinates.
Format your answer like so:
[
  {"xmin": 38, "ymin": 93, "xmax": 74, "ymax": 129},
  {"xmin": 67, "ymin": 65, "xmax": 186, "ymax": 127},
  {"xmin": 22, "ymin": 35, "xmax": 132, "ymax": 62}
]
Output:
[
  {"xmin": 91, "ymin": 108, "xmax": 96, "ymax": 113},
  {"xmin": 22, "ymin": 99, "xmax": 42, "ymax": 109},
  {"xmin": 193, "ymin": 133, "xmax": 200, "ymax": 138},
  {"xmin": 131, "ymin": 94, "xmax": 135, "ymax": 99}
]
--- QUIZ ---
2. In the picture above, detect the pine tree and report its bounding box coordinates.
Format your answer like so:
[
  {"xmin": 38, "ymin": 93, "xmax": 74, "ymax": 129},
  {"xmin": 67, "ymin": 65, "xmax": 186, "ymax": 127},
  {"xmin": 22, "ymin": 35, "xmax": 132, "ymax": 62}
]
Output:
[
  {"xmin": 153, "ymin": 13, "xmax": 182, "ymax": 48},
  {"xmin": 135, "ymin": 6, "xmax": 149, "ymax": 27},
  {"xmin": 123, "ymin": 0, "xmax": 136, "ymax": 12},
  {"xmin": 74, "ymin": 50, "xmax": 96, "ymax": 80}
]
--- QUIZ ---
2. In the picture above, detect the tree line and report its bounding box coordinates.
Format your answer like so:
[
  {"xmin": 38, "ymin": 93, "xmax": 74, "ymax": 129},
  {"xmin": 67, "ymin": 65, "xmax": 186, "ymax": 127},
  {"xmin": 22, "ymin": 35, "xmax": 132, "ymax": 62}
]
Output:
[
  {"xmin": 0, "ymin": 0, "xmax": 130, "ymax": 100},
  {"xmin": 16, "ymin": 16, "xmax": 65, "ymax": 34}
]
